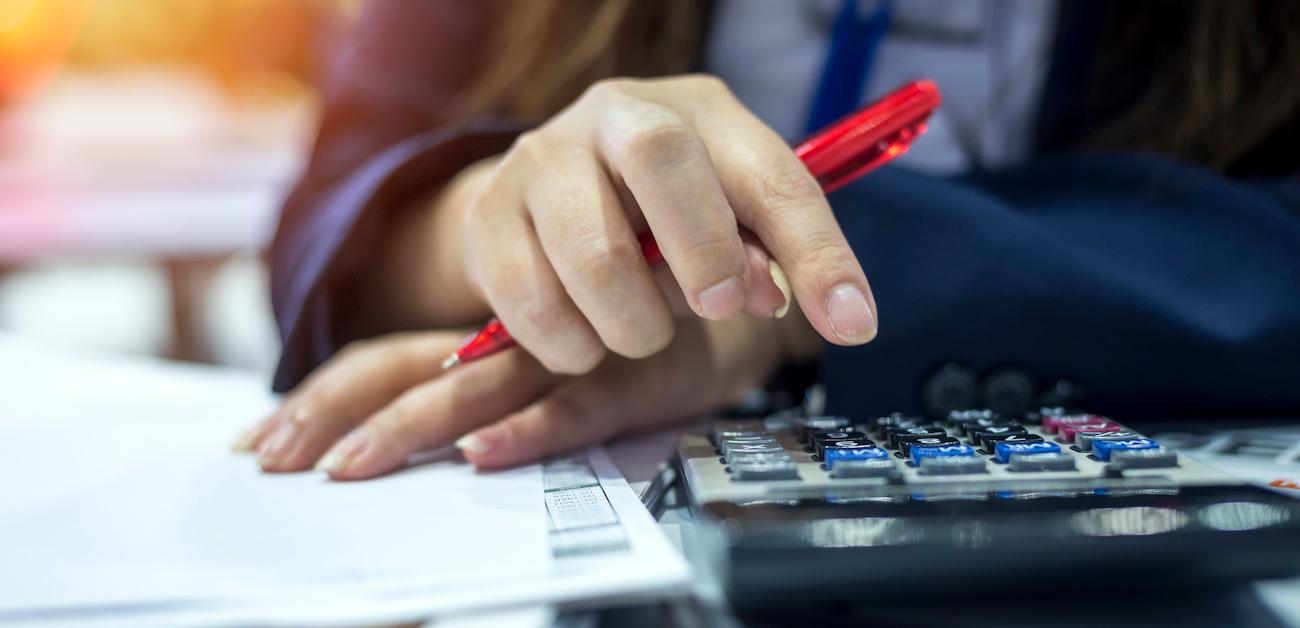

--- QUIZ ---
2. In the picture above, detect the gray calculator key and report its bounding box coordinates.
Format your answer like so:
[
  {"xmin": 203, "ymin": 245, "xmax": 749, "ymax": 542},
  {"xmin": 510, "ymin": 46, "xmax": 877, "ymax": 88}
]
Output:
[
  {"xmin": 1075, "ymin": 430, "xmax": 1141, "ymax": 451},
  {"xmin": 828, "ymin": 458, "xmax": 896, "ymax": 479},
  {"xmin": 723, "ymin": 441, "xmax": 785, "ymax": 457},
  {"xmin": 719, "ymin": 435, "xmax": 777, "ymax": 453},
  {"xmin": 1109, "ymin": 447, "xmax": 1179, "ymax": 469},
  {"xmin": 1007, "ymin": 451, "xmax": 1078, "ymax": 472},
  {"xmin": 731, "ymin": 458, "xmax": 799, "ymax": 481},
  {"xmin": 919, "ymin": 455, "xmax": 987, "ymax": 475}
]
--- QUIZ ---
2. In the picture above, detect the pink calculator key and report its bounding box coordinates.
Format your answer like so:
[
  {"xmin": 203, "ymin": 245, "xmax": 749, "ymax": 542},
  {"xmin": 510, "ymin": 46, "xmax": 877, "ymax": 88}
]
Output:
[
  {"xmin": 1058, "ymin": 421, "xmax": 1125, "ymax": 444},
  {"xmin": 1041, "ymin": 413, "xmax": 1108, "ymax": 434}
]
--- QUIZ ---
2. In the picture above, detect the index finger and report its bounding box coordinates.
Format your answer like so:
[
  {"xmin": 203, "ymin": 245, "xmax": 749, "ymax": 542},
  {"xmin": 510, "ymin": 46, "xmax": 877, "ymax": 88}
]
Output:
[{"xmin": 685, "ymin": 91, "xmax": 878, "ymax": 345}]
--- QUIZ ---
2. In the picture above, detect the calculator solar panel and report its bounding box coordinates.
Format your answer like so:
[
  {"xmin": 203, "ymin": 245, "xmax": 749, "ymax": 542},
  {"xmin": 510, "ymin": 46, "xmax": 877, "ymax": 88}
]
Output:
[{"xmin": 677, "ymin": 408, "xmax": 1300, "ymax": 608}]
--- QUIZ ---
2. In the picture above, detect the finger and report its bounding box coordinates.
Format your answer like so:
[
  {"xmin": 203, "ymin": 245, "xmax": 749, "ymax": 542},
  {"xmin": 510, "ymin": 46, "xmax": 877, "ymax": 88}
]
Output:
[
  {"xmin": 686, "ymin": 86, "xmax": 878, "ymax": 344},
  {"xmin": 458, "ymin": 358, "xmax": 693, "ymax": 469},
  {"xmin": 464, "ymin": 162, "xmax": 607, "ymax": 374},
  {"xmin": 255, "ymin": 333, "xmax": 462, "ymax": 472},
  {"xmin": 739, "ymin": 230, "xmax": 790, "ymax": 318},
  {"xmin": 594, "ymin": 98, "xmax": 751, "ymax": 321},
  {"xmin": 526, "ymin": 147, "xmax": 675, "ymax": 358},
  {"xmin": 317, "ymin": 348, "xmax": 561, "ymax": 480}
]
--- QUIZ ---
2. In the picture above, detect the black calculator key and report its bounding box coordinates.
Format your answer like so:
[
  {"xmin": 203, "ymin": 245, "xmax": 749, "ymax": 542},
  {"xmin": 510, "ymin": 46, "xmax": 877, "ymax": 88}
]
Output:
[
  {"xmin": 864, "ymin": 413, "xmax": 923, "ymax": 437},
  {"xmin": 980, "ymin": 432, "xmax": 1043, "ymax": 452},
  {"xmin": 812, "ymin": 431, "xmax": 868, "ymax": 455},
  {"xmin": 970, "ymin": 425, "xmax": 1027, "ymax": 449},
  {"xmin": 794, "ymin": 416, "xmax": 852, "ymax": 441},
  {"xmin": 897, "ymin": 435, "xmax": 960, "ymax": 456},
  {"xmin": 955, "ymin": 417, "xmax": 1018, "ymax": 437},
  {"xmin": 947, "ymin": 409, "xmax": 1002, "ymax": 426},
  {"xmin": 885, "ymin": 425, "xmax": 947, "ymax": 448},
  {"xmin": 817, "ymin": 437, "xmax": 876, "ymax": 458}
]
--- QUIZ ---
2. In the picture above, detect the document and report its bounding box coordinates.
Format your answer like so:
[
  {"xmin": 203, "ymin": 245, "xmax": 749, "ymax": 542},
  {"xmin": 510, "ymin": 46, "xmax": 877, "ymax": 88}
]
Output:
[{"xmin": 0, "ymin": 335, "xmax": 687, "ymax": 626}]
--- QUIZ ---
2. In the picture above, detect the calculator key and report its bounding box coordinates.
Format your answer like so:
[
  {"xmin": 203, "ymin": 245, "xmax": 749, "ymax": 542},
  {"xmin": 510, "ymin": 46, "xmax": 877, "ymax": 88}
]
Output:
[
  {"xmin": 919, "ymin": 455, "xmax": 987, "ymax": 475},
  {"xmin": 910, "ymin": 443, "xmax": 976, "ymax": 465},
  {"xmin": 1041, "ymin": 413, "xmax": 1108, "ymax": 435},
  {"xmin": 865, "ymin": 413, "xmax": 923, "ymax": 436},
  {"xmin": 1007, "ymin": 451, "xmax": 1077, "ymax": 472},
  {"xmin": 1075, "ymin": 430, "xmax": 1141, "ymax": 451},
  {"xmin": 816, "ymin": 436, "xmax": 875, "ymax": 458},
  {"xmin": 885, "ymin": 425, "xmax": 947, "ymax": 448},
  {"xmin": 723, "ymin": 441, "xmax": 785, "ymax": 458},
  {"xmin": 898, "ymin": 435, "xmax": 961, "ymax": 456},
  {"xmin": 1092, "ymin": 436, "xmax": 1164, "ymax": 462},
  {"xmin": 1093, "ymin": 438, "xmax": 1162, "ymax": 461},
  {"xmin": 825, "ymin": 445, "xmax": 890, "ymax": 467},
  {"xmin": 947, "ymin": 409, "xmax": 1002, "ymax": 425},
  {"xmin": 719, "ymin": 436, "xmax": 779, "ymax": 456},
  {"xmin": 828, "ymin": 457, "xmax": 896, "ymax": 479},
  {"xmin": 981, "ymin": 433, "xmax": 1044, "ymax": 451},
  {"xmin": 1108, "ymin": 447, "xmax": 1179, "ymax": 469},
  {"xmin": 969, "ymin": 425, "xmax": 1027, "ymax": 448},
  {"xmin": 993, "ymin": 440, "xmax": 1061, "ymax": 463},
  {"xmin": 954, "ymin": 417, "xmax": 1018, "ymax": 436},
  {"xmin": 1057, "ymin": 421, "xmax": 1125, "ymax": 444},
  {"xmin": 794, "ymin": 416, "xmax": 852, "ymax": 441},
  {"xmin": 730, "ymin": 458, "xmax": 799, "ymax": 481}
]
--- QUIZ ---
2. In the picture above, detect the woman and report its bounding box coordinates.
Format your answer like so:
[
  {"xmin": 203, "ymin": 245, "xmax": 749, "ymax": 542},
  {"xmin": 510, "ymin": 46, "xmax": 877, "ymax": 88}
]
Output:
[{"xmin": 235, "ymin": 0, "xmax": 1300, "ymax": 480}]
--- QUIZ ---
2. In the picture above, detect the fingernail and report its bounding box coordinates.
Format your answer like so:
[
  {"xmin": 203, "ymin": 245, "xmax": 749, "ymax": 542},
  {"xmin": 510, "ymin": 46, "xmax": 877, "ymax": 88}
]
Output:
[
  {"xmin": 769, "ymin": 260, "xmax": 792, "ymax": 318},
  {"xmin": 257, "ymin": 421, "xmax": 298, "ymax": 466},
  {"xmin": 455, "ymin": 425, "xmax": 506, "ymax": 456},
  {"xmin": 231, "ymin": 424, "xmax": 262, "ymax": 453},
  {"xmin": 826, "ymin": 283, "xmax": 876, "ymax": 343},
  {"xmin": 316, "ymin": 427, "xmax": 373, "ymax": 473},
  {"xmin": 696, "ymin": 275, "xmax": 745, "ymax": 319}
]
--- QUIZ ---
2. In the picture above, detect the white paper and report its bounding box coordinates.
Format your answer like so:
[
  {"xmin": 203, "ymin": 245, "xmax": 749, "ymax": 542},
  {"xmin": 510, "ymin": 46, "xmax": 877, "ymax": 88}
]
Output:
[
  {"xmin": 0, "ymin": 335, "xmax": 690, "ymax": 627},
  {"xmin": 0, "ymin": 336, "xmax": 551, "ymax": 624}
]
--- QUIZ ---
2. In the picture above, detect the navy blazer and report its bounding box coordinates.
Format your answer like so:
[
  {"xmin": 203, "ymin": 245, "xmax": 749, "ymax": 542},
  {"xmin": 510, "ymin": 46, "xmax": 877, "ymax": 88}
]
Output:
[{"xmin": 270, "ymin": 1, "xmax": 1300, "ymax": 421}]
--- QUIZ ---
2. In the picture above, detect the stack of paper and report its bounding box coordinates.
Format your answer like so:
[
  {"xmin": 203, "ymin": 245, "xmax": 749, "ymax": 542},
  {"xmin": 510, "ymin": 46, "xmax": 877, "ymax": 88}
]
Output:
[{"xmin": 0, "ymin": 335, "xmax": 688, "ymax": 626}]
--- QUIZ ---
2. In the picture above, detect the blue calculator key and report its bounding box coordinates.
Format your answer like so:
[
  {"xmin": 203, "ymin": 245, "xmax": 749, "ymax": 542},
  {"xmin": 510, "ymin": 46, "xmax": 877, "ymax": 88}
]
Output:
[
  {"xmin": 910, "ymin": 443, "xmax": 976, "ymax": 465},
  {"xmin": 993, "ymin": 440, "xmax": 1061, "ymax": 463},
  {"xmin": 1093, "ymin": 438, "xmax": 1162, "ymax": 461},
  {"xmin": 825, "ymin": 446, "xmax": 889, "ymax": 468}
]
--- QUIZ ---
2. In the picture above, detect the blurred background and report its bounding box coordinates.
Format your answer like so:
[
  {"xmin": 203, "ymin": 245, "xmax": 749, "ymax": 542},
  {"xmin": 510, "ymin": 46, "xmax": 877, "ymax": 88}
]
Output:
[{"xmin": 1, "ymin": 0, "xmax": 356, "ymax": 375}]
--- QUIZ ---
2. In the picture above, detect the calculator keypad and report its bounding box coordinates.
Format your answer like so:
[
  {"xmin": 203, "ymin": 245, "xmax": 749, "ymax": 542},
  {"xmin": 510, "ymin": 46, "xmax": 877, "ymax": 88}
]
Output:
[{"xmin": 709, "ymin": 408, "xmax": 1181, "ymax": 484}]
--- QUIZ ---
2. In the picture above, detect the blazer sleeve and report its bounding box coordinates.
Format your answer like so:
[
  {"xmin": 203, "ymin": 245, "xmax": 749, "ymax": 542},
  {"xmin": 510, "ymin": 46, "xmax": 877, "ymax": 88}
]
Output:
[
  {"xmin": 269, "ymin": 0, "xmax": 525, "ymax": 392},
  {"xmin": 820, "ymin": 155, "xmax": 1300, "ymax": 420}
]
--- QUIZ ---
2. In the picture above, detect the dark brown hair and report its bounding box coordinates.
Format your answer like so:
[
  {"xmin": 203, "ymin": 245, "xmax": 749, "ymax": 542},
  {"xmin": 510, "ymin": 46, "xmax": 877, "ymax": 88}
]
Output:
[{"xmin": 461, "ymin": 0, "xmax": 1299, "ymax": 174}]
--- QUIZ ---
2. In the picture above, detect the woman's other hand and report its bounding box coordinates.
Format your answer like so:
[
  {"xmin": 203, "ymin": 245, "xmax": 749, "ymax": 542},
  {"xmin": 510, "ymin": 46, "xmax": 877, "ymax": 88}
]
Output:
[{"xmin": 234, "ymin": 312, "xmax": 818, "ymax": 478}]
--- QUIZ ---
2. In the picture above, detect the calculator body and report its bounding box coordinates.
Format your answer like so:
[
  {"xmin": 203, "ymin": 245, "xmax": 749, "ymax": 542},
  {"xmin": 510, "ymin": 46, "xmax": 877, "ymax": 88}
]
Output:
[{"xmin": 676, "ymin": 409, "xmax": 1300, "ymax": 609}]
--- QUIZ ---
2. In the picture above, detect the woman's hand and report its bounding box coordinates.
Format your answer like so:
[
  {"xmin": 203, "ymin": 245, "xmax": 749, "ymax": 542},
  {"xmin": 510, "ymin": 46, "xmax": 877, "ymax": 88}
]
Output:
[
  {"xmin": 369, "ymin": 74, "xmax": 878, "ymax": 375},
  {"xmin": 234, "ymin": 313, "xmax": 818, "ymax": 478}
]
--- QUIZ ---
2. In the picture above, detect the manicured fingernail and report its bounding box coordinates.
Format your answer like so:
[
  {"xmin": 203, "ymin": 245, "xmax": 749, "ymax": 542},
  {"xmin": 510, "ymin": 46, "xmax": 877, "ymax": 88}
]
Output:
[
  {"xmin": 231, "ymin": 424, "xmax": 262, "ymax": 453},
  {"xmin": 769, "ymin": 260, "xmax": 792, "ymax": 318},
  {"xmin": 456, "ymin": 425, "xmax": 506, "ymax": 456},
  {"xmin": 826, "ymin": 283, "xmax": 876, "ymax": 343},
  {"xmin": 696, "ymin": 276, "xmax": 745, "ymax": 319},
  {"xmin": 257, "ymin": 421, "xmax": 298, "ymax": 465},
  {"xmin": 316, "ymin": 427, "xmax": 373, "ymax": 473}
]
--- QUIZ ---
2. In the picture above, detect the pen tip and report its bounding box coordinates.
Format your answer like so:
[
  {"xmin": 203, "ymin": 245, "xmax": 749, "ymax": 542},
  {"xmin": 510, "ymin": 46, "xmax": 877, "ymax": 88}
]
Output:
[{"xmin": 441, "ymin": 354, "xmax": 460, "ymax": 370}]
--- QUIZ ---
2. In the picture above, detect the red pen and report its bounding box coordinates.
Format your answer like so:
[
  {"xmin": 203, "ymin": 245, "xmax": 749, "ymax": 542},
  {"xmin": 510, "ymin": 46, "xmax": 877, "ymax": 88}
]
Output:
[{"xmin": 442, "ymin": 79, "xmax": 942, "ymax": 370}]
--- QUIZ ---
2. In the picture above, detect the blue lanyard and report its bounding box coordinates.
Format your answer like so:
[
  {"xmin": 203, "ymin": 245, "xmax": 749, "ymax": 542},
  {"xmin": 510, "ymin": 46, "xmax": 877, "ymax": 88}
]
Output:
[{"xmin": 804, "ymin": 0, "xmax": 894, "ymax": 134}]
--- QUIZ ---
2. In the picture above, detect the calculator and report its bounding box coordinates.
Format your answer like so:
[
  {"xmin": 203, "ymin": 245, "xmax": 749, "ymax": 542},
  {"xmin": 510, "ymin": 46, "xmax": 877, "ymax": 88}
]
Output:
[{"xmin": 676, "ymin": 408, "xmax": 1300, "ymax": 609}]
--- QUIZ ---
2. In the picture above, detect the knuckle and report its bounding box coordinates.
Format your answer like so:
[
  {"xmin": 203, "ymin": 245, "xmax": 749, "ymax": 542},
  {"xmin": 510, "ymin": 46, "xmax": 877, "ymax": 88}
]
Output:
[
  {"xmin": 753, "ymin": 162, "xmax": 823, "ymax": 214},
  {"xmin": 793, "ymin": 232, "xmax": 856, "ymax": 277},
  {"xmin": 586, "ymin": 77, "xmax": 637, "ymax": 101},
  {"xmin": 683, "ymin": 73, "xmax": 729, "ymax": 95},
  {"xmin": 569, "ymin": 232, "xmax": 641, "ymax": 287},
  {"xmin": 623, "ymin": 118, "xmax": 694, "ymax": 166},
  {"xmin": 506, "ymin": 130, "xmax": 550, "ymax": 164}
]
